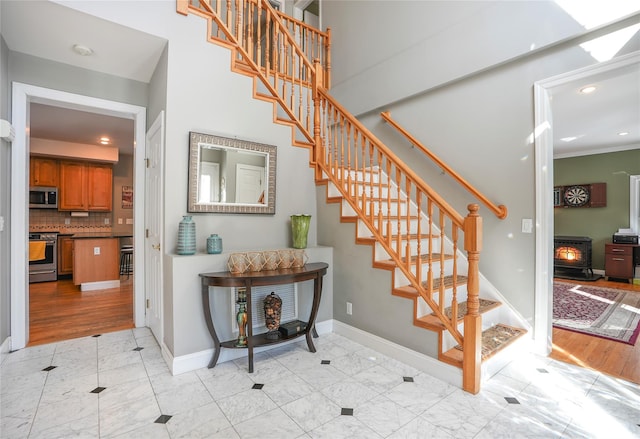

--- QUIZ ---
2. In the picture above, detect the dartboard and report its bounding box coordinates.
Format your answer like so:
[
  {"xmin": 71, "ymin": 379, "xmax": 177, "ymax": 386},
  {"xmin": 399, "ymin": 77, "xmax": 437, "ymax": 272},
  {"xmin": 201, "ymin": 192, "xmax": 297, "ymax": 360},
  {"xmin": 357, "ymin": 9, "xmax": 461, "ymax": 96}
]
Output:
[{"xmin": 563, "ymin": 185, "xmax": 590, "ymax": 207}]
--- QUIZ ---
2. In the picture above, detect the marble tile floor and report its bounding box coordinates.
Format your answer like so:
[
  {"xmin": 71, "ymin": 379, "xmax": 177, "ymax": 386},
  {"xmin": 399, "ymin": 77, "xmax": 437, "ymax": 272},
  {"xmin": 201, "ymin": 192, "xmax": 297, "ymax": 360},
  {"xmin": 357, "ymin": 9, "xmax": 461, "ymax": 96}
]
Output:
[{"xmin": 1, "ymin": 328, "xmax": 639, "ymax": 439}]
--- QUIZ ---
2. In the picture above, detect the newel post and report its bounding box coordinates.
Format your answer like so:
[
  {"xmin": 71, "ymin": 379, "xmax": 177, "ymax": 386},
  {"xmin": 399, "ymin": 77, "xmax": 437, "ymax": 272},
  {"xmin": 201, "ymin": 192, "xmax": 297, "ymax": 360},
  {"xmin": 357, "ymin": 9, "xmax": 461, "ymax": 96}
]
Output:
[
  {"xmin": 463, "ymin": 203, "xmax": 482, "ymax": 394},
  {"xmin": 312, "ymin": 59, "xmax": 324, "ymax": 181}
]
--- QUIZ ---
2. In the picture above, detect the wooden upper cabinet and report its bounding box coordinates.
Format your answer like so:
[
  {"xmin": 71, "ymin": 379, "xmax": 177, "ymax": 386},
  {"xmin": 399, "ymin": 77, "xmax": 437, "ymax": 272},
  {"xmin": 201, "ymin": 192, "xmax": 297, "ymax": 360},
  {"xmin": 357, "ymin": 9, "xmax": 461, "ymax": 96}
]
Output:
[
  {"xmin": 87, "ymin": 164, "xmax": 113, "ymax": 211},
  {"xmin": 30, "ymin": 157, "xmax": 59, "ymax": 187},
  {"xmin": 59, "ymin": 161, "xmax": 113, "ymax": 211}
]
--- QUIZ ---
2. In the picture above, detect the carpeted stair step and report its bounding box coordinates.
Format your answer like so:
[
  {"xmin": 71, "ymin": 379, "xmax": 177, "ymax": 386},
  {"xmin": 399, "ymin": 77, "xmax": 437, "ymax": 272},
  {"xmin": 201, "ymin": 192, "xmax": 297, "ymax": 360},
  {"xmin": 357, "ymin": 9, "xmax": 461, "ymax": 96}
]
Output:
[
  {"xmin": 416, "ymin": 298, "xmax": 501, "ymax": 330},
  {"xmin": 441, "ymin": 323, "xmax": 528, "ymax": 367}
]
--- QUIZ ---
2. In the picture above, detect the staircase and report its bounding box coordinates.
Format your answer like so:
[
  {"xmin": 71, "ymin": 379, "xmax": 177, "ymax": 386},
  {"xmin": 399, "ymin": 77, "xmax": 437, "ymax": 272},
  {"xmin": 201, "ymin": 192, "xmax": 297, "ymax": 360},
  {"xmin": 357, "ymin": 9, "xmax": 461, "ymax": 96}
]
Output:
[{"xmin": 177, "ymin": 0, "xmax": 528, "ymax": 394}]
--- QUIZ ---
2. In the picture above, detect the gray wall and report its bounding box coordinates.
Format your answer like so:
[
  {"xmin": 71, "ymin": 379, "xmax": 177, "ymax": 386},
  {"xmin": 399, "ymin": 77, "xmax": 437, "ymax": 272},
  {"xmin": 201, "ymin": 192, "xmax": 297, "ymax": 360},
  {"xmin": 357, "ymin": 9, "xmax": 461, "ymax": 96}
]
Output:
[
  {"xmin": 321, "ymin": 1, "xmax": 639, "ymax": 344},
  {"xmin": 111, "ymin": 154, "xmax": 134, "ymax": 236},
  {"xmin": 0, "ymin": 35, "xmax": 10, "ymax": 346}
]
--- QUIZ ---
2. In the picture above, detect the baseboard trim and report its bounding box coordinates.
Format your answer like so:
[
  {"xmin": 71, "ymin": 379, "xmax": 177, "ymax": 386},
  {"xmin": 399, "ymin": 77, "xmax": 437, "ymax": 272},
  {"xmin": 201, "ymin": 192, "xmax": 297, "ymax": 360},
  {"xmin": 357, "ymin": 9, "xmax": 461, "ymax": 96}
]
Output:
[
  {"xmin": 167, "ymin": 319, "xmax": 334, "ymax": 375},
  {"xmin": 1, "ymin": 336, "xmax": 11, "ymax": 365},
  {"xmin": 332, "ymin": 320, "xmax": 462, "ymax": 388},
  {"xmin": 80, "ymin": 280, "xmax": 120, "ymax": 292}
]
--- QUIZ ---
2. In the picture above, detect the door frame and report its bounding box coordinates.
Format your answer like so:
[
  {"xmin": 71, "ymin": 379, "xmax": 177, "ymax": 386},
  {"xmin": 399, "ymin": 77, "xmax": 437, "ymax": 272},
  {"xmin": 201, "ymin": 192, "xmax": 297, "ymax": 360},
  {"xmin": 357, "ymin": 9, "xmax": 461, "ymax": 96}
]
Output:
[
  {"xmin": 532, "ymin": 51, "xmax": 640, "ymax": 356},
  {"xmin": 10, "ymin": 82, "xmax": 146, "ymax": 349}
]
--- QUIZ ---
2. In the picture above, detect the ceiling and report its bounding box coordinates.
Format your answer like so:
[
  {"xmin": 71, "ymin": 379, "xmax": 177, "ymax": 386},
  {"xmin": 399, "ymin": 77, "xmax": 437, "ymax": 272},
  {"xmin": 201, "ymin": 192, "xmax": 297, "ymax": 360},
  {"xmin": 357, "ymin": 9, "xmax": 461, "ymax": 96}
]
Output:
[{"xmin": 2, "ymin": 1, "xmax": 639, "ymax": 158}]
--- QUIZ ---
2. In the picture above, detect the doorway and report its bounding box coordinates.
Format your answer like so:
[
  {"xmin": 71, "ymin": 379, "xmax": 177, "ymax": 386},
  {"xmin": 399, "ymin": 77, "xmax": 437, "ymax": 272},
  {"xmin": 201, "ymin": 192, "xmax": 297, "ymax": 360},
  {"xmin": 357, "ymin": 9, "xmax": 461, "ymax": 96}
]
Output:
[
  {"xmin": 533, "ymin": 52, "xmax": 640, "ymax": 356},
  {"xmin": 11, "ymin": 83, "xmax": 147, "ymax": 350}
]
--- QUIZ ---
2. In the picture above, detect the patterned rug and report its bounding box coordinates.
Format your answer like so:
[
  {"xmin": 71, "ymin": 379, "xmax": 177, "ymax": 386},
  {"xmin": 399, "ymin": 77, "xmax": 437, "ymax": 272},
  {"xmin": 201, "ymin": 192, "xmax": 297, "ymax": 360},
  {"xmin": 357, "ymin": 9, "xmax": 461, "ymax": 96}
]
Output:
[{"xmin": 553, "ymin": 281, "xmax": 640, "ymax": 345}]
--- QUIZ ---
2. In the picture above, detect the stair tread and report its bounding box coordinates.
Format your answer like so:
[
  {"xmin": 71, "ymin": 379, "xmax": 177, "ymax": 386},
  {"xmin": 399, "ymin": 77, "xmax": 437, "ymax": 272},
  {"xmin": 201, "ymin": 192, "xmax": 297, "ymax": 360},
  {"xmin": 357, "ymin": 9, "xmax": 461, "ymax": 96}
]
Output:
[
  {"xmin": 417, "ymin": 298, "xmax": 501, "ymax": 327},
  {"xmin": 442, "ymin": 323, "xmax": 527, "ymax": 365},
  {"xmin": 359, "ymin": 232, "xmax": 438, "ymax": 243}
]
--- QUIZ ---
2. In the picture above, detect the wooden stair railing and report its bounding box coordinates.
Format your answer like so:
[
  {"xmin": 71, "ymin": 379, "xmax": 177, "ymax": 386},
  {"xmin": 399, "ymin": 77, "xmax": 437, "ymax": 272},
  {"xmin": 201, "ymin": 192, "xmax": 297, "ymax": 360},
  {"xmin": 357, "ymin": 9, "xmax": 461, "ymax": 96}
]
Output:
[
  {"xmin": 381, "ymin": 111, "xmax": 508, "ymax": 220},
  {"xmin": 176, "ymin": 0, "xmax": 515, "ymax": 394}
]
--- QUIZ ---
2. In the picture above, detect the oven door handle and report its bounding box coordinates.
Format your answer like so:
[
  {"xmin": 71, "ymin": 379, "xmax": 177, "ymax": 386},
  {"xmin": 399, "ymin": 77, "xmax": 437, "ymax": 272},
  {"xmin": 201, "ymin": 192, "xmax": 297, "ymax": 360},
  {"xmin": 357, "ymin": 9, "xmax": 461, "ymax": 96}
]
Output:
[{"xmin": 30, "ymin": 269, "xmax": 57, "ymax": 274}]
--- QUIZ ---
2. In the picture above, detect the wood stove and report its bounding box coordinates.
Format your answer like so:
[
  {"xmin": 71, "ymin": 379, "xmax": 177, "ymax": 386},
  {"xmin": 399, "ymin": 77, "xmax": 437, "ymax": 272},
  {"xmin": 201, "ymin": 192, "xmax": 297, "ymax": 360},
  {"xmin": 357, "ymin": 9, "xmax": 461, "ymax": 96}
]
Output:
[{"xmin": 553, "ymin": 236, "xmax": 601, "ymax": 281}]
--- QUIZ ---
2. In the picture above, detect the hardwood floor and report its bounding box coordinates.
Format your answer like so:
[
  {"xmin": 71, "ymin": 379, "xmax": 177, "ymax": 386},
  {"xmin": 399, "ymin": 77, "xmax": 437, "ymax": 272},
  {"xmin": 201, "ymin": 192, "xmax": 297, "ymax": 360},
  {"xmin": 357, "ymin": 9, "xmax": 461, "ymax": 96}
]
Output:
[
  {"xmin": 28, "ymin": 276, "xmax": 134, "ymax": 346},
  {"xmin": 550, "ymin": 277, "xmax": 640, "ymax": 385}
]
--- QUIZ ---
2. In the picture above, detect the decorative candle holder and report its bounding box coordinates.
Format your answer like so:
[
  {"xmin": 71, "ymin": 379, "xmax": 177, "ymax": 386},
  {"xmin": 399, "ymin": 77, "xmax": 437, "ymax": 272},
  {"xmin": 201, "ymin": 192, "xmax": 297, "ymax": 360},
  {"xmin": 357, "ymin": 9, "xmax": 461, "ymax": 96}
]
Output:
[{"xmin": 235, "ymin": 287, "xmax": 248, "ymax": 347}]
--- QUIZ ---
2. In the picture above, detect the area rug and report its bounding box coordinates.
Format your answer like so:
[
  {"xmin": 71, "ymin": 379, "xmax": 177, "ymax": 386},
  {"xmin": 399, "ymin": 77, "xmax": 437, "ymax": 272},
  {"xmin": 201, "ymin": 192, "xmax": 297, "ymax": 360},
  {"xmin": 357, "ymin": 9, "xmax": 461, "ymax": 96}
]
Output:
[{"xmin": 553, "ymin": 281, "xmax": 640, "ymax": 345}]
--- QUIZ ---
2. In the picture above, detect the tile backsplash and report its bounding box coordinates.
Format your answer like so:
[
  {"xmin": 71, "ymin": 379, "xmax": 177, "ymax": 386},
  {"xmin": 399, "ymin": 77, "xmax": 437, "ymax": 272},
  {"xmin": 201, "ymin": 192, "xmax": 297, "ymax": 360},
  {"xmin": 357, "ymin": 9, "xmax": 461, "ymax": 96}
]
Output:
[{"xmin": 29, "ymin": 209, "xmax": 113, "ymax": 233}]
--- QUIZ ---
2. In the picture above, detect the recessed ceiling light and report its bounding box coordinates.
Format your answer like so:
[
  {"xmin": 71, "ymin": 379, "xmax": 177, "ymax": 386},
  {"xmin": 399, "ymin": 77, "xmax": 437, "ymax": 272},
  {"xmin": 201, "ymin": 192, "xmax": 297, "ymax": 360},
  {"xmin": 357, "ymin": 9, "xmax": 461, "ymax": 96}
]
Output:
[
  {"xmin": 72, "ymin": 44, "xmax": 93, "ymax": 56},
  {"xmin": 99, "ymin": 137, "xmax": 110, "ymax": 145},
  {"xmin": 618, "ymin": 131, "xmax": 629, "ymax": 136},
  {"xmin": 579, "ymin": 85, "xmax": 596, "ymax": 94}
]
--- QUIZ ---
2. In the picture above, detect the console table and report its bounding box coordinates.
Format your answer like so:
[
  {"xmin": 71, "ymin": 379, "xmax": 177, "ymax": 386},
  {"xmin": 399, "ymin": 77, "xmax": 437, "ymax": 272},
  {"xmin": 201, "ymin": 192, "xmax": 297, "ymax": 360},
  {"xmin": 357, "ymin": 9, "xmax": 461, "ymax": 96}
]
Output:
[{"xmin": 199, "ymin": 262, "xmax": 328, "ymax": 372}]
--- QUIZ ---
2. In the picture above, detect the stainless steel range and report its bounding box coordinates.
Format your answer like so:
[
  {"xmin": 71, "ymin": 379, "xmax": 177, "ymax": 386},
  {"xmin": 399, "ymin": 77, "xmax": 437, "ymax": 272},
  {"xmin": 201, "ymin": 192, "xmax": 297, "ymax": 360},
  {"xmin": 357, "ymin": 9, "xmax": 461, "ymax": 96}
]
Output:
[{"xmin": 29, "ymin": 232, "xmax": 58, "ymax": 283}]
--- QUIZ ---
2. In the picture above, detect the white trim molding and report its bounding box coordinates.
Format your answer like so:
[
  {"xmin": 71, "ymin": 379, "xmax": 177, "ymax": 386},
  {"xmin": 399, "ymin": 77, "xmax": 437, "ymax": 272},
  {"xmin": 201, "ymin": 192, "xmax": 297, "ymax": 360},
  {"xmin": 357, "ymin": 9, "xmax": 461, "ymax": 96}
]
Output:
[{"xmin": 10, "ymin": 82, "xmax": 147, "ymax": 349}]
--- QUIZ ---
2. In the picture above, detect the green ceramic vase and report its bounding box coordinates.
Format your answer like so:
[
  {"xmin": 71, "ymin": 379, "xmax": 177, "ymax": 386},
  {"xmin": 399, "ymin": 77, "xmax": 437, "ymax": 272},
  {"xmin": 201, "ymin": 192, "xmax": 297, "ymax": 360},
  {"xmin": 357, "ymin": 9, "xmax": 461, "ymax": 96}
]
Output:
[{"xmin": 291, "ymin": 214, "xmax": 311, "ymax": 249}]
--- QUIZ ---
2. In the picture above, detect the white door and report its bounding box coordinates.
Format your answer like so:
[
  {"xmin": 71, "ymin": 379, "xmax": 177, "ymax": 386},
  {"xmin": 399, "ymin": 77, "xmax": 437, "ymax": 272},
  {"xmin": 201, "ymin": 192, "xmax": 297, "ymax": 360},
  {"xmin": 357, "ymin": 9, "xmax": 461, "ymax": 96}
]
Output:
[
  {"xmin": 236, "ymin": 164, "xmax": 265, "ymax": 203},
  {"xmin": 145, "ymin": 111, "xmax": 164, "ymax": 344}
]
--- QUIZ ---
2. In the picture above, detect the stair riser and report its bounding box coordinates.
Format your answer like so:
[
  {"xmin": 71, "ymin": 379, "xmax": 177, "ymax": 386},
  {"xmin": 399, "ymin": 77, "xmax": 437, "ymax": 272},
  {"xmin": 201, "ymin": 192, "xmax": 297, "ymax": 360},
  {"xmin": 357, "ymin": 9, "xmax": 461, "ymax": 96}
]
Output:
[{"xmin": 392, "ymin": 259, "xmax": 458, "ymax": 287}]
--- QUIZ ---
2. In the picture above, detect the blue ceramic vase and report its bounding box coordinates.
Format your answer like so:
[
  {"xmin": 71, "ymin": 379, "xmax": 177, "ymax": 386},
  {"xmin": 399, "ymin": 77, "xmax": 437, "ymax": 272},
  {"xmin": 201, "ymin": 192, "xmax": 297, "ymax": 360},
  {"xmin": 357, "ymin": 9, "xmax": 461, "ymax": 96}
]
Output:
[{"xmin": 177, "ymin": 215, "xmax": 196, "ymax": 255}]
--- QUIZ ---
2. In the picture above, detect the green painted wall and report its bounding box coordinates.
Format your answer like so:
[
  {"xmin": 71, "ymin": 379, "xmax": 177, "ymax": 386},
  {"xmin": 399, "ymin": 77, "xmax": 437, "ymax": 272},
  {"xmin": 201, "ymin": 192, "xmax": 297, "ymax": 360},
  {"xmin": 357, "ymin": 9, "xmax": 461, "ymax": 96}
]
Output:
[{"xmin": 554, "ymin": 149, "xmax": 640, "ymax": 270}]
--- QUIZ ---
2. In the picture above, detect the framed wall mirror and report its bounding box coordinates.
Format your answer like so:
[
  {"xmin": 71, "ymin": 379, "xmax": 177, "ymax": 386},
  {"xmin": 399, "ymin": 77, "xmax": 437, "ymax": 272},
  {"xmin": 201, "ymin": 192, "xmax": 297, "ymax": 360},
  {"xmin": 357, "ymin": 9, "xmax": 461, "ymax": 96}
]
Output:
[{"xmin": 188, "ymin": 132, "xmax": 277, "ymax": 214}]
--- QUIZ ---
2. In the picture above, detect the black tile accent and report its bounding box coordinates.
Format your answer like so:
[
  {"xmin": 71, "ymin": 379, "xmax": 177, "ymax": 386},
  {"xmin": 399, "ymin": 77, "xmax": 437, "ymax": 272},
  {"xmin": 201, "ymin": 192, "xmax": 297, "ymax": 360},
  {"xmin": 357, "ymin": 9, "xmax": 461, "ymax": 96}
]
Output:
[
  {"xmin": 341, "ymin": 408, "xmax": 354, "ymax": 416},
  {"xmin": 504, "ymin": 397, "xmax": 520, "ymax": 404},
  {"xmin": 252, "ymin": 383, "xmax": 264, "ymax": 390},
  {"xmin": 133, "ymin": 347, "xmax": 144, "ymax": 351},
  {"xmin": 403, "ymin": 376, "xmax": 414, "ymax": 382},
  {"xmin": 92, "ymin": 334, "xmax": 102, "ymax": 338},
  {"xmin": 155, "ymin": 415, "xmax": 172, "ymax": 424},
  {"xmin": 537, "ymin": 368, "xmax": 549, "ymax": 373},
  {"xmin": 321, "ymin": 360, "xmax": 331, "ymax": 365},
  {"xmin": 42, "ymin": 366, "xmax": 57, "ymax": 372},
  {"xmin": 90, "ymin": 387, "xmax": 106, "ymax": 394}
]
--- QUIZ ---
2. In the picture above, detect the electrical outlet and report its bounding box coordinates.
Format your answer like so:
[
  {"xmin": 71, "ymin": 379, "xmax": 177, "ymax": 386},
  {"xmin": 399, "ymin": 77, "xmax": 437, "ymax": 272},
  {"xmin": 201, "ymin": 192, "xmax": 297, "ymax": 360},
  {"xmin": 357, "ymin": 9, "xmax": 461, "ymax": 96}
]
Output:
[
  {"xmin": 346, "ymin": 302, "xmax": 352, "ymax": 315},
  {"xmin": 126, "ymin": 218, "xmax": 133, "ymax": 225},
  {"xmin": 522, "ymin": 218, "xmax": 533, "ymax": 234},
  {"xmin": 118, "ymin": 218, "xmax": 123, "ymax": 225},
  {"xmin": 65, "ymin": 218, "xmax": 71, "ymax": 225},
  {"xmin": 93, "ymin": 247, "xmax": 100, "ymax": 255},
  {"xmin": 104, "ymin": 218, "xmax": 110, "ymax": 225},
  {"xmin": 0, "ymin": 216, "xmax": 4, "ymax": 232}
]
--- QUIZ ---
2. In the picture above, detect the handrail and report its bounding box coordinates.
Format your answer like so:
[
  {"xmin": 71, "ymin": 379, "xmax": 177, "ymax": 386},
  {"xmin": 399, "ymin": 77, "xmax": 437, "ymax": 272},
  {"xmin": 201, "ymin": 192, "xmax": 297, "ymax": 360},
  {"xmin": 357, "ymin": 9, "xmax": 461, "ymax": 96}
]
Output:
[{"xmin": 381, "ymin": 111, "xmax": 508, "ymax": 220}]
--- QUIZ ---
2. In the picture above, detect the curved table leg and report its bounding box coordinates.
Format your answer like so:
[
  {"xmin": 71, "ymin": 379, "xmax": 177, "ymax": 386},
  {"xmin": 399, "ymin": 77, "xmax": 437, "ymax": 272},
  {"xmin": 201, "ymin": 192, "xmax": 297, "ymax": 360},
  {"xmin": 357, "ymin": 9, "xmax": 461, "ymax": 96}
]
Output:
[
  {"xmin": 305, "ymin": 274, "xmax": 324, "ymax": 353},
  {"xmin": 201, "ymin": 283, "xmax": 221, "ymax": 368}
]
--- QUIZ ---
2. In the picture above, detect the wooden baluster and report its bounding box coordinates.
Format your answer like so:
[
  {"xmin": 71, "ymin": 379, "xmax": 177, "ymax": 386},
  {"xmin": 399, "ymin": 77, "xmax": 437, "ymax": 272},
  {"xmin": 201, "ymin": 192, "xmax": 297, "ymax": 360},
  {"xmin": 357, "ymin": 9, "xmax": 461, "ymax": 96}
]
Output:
[
  {"xmin": 385, "ymin": 157, "xmax": 391, "ymax": 246},
  {"xmin": 325, "ymin": 28, "xmax": 331, "ymax": 89},
  {"xmin": 405, "ymin": 178, "xmax": 412, "ymax": 275},
  {"xmin": 312, "ymin": 59, "xmax": 322, "ymax": 178},
  {"xmin": 416, "ymin": 190, "xmax": 422, "ymax": 286},
  {"xmin": 439, "ymin": 210, "xmax": 445, "ymax": 314},
  {"xmin": 427, "ymin": 199, "xmax": 434, "ymax": 295},
  {"xmin": 463, "ymin": 203, "xmax": 482, "ymax": 394},
  {"xmin": 226, "ymin": 0, "xmax": 232, "ymax": 34},
  {"xmin": 395, "ymin": 168, "xmax": 402, "ymax": 264},
  {"xmin": 451, "ymin": 223, "xmax": 459, "ymax": 332}
]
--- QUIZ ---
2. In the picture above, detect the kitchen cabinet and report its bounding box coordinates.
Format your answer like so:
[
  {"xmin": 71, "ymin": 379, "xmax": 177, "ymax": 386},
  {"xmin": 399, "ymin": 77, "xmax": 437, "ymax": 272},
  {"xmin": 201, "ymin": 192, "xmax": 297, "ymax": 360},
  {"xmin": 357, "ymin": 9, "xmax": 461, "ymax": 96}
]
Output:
[
  {"xmin": 604, "ymin": 243, "xmax": 638, "ymax": 280},
  {"xmin": 30, "ymin": 157, "xmax": 59, "ymax": 187},
  {"xmin": 58, "ymin": 235, "xmax": 74, "ymax": 276},
  {"xmin": 59, "ymin": 161, "xmax": 113, "ymax": 211}
]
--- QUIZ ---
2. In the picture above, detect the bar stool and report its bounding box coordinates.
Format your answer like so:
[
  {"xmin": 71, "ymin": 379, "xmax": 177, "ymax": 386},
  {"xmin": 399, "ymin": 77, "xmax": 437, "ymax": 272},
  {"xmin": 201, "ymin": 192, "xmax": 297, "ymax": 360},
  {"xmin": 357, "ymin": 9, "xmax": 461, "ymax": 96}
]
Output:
[{"xmin": 120, "ymin": 245, "xmax": 134, "ymax": 278}]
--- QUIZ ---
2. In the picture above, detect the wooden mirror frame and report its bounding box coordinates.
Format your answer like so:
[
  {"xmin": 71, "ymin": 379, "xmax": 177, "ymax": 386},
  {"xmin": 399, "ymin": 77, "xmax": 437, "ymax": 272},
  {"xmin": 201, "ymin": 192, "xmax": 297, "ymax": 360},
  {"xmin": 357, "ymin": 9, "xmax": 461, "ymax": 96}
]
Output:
[{"xmin": 187, "ymin": 132, "xmax": 277, "ymax": 214}]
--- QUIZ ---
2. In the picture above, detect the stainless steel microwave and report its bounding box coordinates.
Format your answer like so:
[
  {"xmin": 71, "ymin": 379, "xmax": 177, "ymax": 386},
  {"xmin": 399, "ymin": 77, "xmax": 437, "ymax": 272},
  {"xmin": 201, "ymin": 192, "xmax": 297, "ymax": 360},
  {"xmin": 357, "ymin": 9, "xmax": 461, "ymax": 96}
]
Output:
[{"xmin": 29, "ymin": 187, "xmax": 58, "ymax": 209}]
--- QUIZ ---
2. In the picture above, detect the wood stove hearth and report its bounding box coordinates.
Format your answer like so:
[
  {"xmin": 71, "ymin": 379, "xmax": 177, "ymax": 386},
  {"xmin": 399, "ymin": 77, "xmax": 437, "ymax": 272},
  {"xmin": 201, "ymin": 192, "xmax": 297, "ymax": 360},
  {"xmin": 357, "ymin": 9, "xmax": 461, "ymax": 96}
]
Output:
[{"xmin": 554, "ymin": 236, "xmax": 602, "ymax": 281}]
